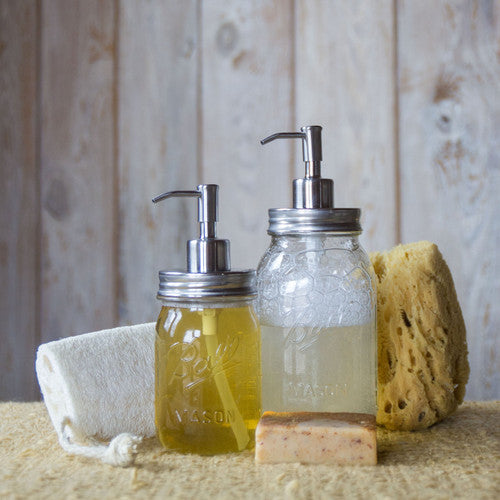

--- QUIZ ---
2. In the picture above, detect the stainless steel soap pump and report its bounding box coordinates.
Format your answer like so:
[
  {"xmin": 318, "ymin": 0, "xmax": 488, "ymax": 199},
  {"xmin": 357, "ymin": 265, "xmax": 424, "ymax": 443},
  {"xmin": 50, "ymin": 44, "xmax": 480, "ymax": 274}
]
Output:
[
  {"xmin": 257, "ymin": 126, "xmax": 377, "ymax": 415},
  {"xmin": 152, "ymin": 184, "xmax": 261, "ymax": 455},
  {"xmin": 152, "ymin": 184, "xmax": 255, "ymax": 298},
  {"xmin": 261, "ymin": 124, "xmax": 332, "ymax": 209}
]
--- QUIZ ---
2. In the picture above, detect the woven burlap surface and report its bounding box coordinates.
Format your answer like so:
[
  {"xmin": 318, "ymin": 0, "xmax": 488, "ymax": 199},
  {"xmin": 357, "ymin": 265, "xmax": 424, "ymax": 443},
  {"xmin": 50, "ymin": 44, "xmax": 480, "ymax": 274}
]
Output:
[{"xmin": 0, "ymin": 401, "xmax": 498, "ymax": 499}]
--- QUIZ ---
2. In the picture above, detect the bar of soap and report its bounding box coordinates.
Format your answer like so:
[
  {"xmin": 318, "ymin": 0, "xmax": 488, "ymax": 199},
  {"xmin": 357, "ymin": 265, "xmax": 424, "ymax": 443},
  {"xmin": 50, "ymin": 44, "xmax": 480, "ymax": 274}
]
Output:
[{"xmin": 255, "ymin": 412, "xmax": 377, "ymax": 465}]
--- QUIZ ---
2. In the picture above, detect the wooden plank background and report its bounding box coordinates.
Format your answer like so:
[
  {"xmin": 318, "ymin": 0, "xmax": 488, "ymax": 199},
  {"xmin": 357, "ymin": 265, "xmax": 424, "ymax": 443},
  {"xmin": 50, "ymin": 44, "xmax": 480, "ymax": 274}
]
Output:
[
  {"xmin": 0, "ymin": 0, "xmax": 38, "ymax": 400},
  {"xmin": 40, "ymin": 0, "xmax": 116, "ymax": 344},
  {"xmin": 397, "ymin": 0, "xmax": 500, "ymax": 400},
  {"xmin": 0, "ymin": 0, "xmax": 498, "ymax": 401},
  {"xmin": 118, "ymin": 0, "xmax": 198, "ymax": 325}
]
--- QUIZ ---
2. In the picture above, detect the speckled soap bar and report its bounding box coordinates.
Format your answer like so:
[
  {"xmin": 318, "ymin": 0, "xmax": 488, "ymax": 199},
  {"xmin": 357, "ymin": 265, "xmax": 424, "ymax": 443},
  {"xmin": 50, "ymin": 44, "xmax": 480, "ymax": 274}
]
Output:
[{"xmin": 255, "ymin": 411, "xmax": 377, "ymax": 465}]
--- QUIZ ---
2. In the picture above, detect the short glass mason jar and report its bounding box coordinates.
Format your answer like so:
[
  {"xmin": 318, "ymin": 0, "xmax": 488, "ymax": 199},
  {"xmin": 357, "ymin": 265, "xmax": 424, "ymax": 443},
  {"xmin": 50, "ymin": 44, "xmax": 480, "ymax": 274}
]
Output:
[
  {"xmin": 257, "ymin": 230, "xmax": 377, "ymax": 415},
  {"xmin": 155, "ymin": 295, "xmax": 261, "ymax": 455}
]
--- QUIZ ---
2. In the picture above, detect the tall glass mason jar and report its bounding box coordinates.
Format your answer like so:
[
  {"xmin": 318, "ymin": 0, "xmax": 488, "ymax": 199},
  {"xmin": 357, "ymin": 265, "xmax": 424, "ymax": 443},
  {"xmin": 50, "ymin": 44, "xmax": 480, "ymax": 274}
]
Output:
[
  {"xmin": 257, "ymin": 215, "xmax": 377, "ymax": 415},
  {"xmin": 152, "ymin": 184, "xmax": 261, "ymax": 455}
]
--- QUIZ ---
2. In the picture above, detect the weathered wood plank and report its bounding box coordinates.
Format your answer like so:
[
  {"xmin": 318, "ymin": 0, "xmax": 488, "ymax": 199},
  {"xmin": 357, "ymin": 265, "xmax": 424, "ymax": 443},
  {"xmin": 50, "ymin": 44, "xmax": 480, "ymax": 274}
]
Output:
[
  {"xmin": 0, "ymin": 0, "xmax": 38, "ymax": 400},
  {"xmin": 201, "ymin": 0, "xmax": 295, "ymax": 270},
  {"xmin": 117, "ymin": 0, "xmax": 198, "ymax": 325},
  {"xmin": 40, "ymin": 0, "xmax": 116, "ymax": 342},
  {"xmin": 295, "ymin": 0, "xmax": 398, "ymax": 252},
  {"xmin": 398, "ymin": 0, "xmax": 500, "ymax": 399}
]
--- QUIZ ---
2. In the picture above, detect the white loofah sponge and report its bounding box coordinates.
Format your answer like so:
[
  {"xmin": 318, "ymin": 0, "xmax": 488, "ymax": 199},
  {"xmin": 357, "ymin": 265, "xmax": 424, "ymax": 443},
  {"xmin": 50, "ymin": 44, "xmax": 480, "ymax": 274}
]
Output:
[{"xmin": 36, "ymin": 322, "xmax": 155, "ymax": 466}]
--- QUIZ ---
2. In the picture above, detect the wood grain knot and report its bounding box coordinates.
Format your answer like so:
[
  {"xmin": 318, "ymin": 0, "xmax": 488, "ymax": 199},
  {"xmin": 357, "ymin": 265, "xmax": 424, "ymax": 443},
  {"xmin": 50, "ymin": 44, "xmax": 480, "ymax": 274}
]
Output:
[
  {"xmin": 216, "ymin": 22, "xmax": 238, "ymax": 55},
  {"xmin": 437, "ymin": 114, "xmax": 452, "ymax": 133},
  {"xmin": 0, "ymin": 241, "xmax": 7, "ymax": 267},
  {"xmin": 433, "ymin": 72, "xmax": 462, "ymax": 103},
  {"xmin": 44, "ymin": 178, "xmax": 70, "ymax": 220},
  {"xmin": 182, "ymin": 37, "xmax": 195, "ymax": 59}
]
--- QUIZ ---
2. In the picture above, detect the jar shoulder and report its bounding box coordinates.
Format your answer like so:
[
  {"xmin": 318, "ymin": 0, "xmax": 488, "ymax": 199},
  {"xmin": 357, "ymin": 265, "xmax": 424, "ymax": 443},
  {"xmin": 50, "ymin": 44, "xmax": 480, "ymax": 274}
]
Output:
[
  {"xmin": 257, "ymin": 237, "xmax": 374, "ymax": 282},
  {"xmin": 256, "ymin": 237, "xmax": 376, "ymax": 328},
  {"xmin": 156, "ymin": 304, "xmax": 260, "ymax": 340}
]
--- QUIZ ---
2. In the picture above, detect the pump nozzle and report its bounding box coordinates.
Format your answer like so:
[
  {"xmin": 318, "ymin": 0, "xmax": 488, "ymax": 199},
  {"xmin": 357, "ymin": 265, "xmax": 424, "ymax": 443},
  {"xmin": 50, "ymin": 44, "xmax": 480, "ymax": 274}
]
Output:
[
  {"xmin": 153, "ymin": 184, "xmax": 230, "ymax": 273},
  {"xmin": 260, "ymin": 125, "xmax": 333, "ymax": 209}
]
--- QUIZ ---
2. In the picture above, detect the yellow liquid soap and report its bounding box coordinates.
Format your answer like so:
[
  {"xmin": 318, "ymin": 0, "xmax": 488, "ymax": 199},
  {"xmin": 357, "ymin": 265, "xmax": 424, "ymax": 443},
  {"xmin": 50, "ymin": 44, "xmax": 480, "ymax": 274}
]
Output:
[{"xmin": 155, "ymin": 303, "xmax": 261, "ymax": 454}]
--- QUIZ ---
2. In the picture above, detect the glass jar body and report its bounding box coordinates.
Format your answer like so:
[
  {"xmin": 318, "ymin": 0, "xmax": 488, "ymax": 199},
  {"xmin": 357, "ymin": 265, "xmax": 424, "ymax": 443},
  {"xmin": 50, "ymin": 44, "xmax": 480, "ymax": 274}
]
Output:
[
  {"xmin": 257, "ymin": 233, "xmax": 377, "ymax": 415},
  {"xmin": 155, "ymin": 298, "xmax": 261, "ymax": 454}
]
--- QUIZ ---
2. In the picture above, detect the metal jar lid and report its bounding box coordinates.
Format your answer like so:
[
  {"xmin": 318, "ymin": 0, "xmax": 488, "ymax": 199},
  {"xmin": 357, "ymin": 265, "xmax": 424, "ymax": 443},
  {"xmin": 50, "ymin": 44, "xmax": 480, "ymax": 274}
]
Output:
[
  {"xmin": 158, "ymin": 270, "xmax": 256, "ymax": 301},
  {"xmin": 268, "ymin": 208, "xmax": 361, "ymax": 235}
]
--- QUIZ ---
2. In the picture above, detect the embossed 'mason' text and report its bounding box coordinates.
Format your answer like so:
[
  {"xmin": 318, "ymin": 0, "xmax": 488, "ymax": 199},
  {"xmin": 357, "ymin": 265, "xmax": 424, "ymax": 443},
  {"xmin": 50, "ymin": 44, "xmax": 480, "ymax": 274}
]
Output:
[
  {"xmin": 286, "ymin": 382, "xmax": 348, "ymax": 399},
  {"xmin": 174, "ymin": 408, "xmax": 235, "ymax": 424}
]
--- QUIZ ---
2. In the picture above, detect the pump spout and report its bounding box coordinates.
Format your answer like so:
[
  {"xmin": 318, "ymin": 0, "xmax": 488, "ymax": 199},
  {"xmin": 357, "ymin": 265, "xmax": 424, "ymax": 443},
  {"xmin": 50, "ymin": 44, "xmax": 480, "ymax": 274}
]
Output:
[
  {"xmin": 260, "ymin": 131, "xmax": 305, "ymax": 145},
  {"xmin": 152, "ymin": 190, "xmax": 200, "ymax": 203}
]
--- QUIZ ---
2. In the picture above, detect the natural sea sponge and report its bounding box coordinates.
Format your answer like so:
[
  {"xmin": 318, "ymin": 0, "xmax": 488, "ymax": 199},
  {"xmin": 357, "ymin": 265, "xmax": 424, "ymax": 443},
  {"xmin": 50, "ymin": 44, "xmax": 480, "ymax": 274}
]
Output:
[{"xmin": 370, "ymin": 241, "xmax": 469, "ymax": 430}]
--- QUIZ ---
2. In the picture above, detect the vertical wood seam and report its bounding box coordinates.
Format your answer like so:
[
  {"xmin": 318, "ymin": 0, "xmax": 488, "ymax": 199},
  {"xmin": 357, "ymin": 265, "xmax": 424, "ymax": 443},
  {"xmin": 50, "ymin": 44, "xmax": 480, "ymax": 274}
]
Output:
[
  {"xmin": 112, "ymin": 0, "xmax": 120, "ymax": 325},
  {"xmin": 393, "ymin": 0, "xmax": 402, "ymax": 244},
  {"xmin": 290, "ymin": 0, "xmax": 297, "ymax": 180},
  {"xmin": 34, "ymin": 0, "xmax": 42, "ymax": 388},
  {"xmin": 196, "ymin": 0, "xmax": 203, "ymax": 182}
]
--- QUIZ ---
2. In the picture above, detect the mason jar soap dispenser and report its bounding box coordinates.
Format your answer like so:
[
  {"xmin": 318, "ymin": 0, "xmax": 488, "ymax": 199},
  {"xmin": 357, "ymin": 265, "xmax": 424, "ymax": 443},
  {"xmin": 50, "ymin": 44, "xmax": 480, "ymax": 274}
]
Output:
[
  {"xmin": 153, "ymin": 184, "xmax": 261, "ymax": 454},
  {"xmin": 257, "ymin": 126, "xmax": 377, "ymax": 415}
]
